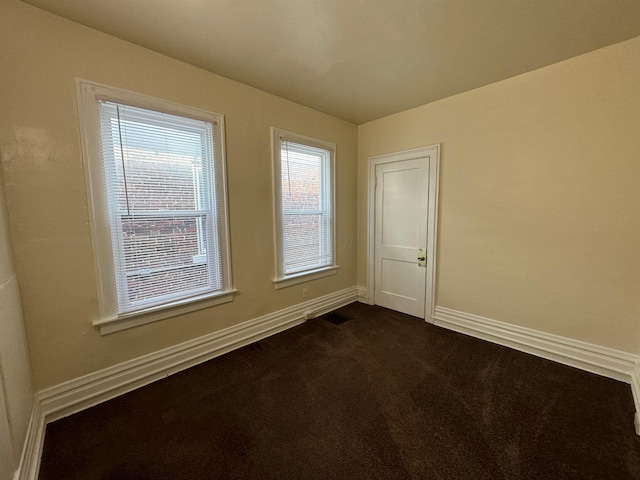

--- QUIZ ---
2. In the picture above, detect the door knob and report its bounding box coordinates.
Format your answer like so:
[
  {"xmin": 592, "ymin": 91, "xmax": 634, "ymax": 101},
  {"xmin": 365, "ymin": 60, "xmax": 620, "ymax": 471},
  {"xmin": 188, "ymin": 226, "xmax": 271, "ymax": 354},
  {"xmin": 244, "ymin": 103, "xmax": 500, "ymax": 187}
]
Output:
[{"xmin": 418, "ymin": 248, "xmax": 426, "ymax": 266}]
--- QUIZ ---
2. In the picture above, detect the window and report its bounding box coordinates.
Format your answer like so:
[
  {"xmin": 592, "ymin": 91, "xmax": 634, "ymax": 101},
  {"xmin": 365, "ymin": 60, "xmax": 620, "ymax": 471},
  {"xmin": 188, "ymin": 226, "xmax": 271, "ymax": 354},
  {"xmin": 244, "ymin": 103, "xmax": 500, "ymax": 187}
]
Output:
[
  {"xmin": 77, "ymin": 80, "xmax": 235, "ymax": 334},
  {"xmin": 272, "ymin": 128, "xmax": 337, "ymax": 288}
]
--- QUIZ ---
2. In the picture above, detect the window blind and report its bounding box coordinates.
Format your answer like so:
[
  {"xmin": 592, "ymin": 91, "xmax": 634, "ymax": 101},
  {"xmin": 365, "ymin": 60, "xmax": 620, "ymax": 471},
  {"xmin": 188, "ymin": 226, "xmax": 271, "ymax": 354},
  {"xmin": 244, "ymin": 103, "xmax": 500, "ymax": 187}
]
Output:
[
  {"xmin": 98, "ymin": 101, "xmax": 226, "ymax": 314},
  {"xmin": 280, "ymin": 140, "xmax": 333, "ymax": 275}
]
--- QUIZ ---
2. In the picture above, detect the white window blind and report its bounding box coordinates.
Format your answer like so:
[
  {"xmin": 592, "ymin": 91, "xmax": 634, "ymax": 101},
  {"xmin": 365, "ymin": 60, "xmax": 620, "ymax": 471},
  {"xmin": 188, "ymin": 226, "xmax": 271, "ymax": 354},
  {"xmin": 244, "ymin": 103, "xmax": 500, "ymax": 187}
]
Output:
[
  {"xmin": 273, "ymin": 129, "xmax": 336, "ymax": 282},
  {"xmin": 97, "ymin": 101, "xmax": 228, "ymax": 315}
]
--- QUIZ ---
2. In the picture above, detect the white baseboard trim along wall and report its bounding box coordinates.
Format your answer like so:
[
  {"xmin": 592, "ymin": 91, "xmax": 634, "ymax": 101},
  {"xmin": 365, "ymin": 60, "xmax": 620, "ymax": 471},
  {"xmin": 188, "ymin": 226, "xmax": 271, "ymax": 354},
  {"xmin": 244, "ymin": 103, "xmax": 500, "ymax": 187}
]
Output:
[
  {"xmin": 432, "ymin": 305, "xmax": 640, "ymax": 435},
  {"xmin": 432, "ymin": 306, "xmax": 636, "ymax": 381},
  {"xmin": 631, "ymin": 358, "xmax": 640, "ymax": 436},
  {"xmin": 356, "ymin": 285, "xmax": 372, "ymax": 304},
  {"xmin": 14, "ymin": 286, "xmax": 358, "ymax": 480}
]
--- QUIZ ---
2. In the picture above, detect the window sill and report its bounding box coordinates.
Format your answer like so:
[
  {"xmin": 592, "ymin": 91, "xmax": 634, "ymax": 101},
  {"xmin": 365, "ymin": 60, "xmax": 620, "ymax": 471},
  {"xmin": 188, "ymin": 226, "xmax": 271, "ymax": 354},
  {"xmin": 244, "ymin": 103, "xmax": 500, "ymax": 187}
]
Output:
[
  {"xmin": 272, "ymin": 266, "xmax": 339, "ymax": 290},
  {"xmin": 93, "ymin": 289, "xmax": 238, "ymax": 335}
]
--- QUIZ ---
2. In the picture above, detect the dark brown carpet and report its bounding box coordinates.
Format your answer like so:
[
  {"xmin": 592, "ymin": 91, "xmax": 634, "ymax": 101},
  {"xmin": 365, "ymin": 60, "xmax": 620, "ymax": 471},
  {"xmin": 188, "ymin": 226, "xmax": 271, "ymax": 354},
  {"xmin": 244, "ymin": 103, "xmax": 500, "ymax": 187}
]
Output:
[{"xmin": 39, "ymin": 303, "xmax": 640, "ymax": 479}]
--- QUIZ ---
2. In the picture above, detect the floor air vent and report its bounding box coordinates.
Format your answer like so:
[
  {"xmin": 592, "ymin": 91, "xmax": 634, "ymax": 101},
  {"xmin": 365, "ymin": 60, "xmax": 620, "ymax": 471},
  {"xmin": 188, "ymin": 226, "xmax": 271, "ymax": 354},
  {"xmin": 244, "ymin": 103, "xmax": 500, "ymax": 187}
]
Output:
[{"xmin": 322, "ymin": 312, "xmax": 351, "ymax": 325}]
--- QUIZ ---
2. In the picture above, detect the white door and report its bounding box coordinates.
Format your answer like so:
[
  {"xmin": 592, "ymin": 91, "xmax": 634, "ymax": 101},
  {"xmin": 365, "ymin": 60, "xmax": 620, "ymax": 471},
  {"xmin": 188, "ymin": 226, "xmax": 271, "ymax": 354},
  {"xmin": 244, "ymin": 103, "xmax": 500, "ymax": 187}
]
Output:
[{"xmin": 374, "ymin": 156, "xmax": 430, "ymax": 318}]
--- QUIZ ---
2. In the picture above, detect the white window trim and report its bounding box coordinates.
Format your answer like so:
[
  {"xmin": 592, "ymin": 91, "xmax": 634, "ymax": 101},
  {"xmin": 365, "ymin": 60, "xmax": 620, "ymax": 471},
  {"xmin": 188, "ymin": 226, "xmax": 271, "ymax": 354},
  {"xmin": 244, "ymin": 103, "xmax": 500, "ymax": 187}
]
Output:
[
  {"xmin": 271, "ymin": 128, "xmax": 338, "ymax": 289},
  {"xmin": 272, "ymin": 266, "xmax": 338, "ymax": 290},
  {"xmin": 76, "ymin": 79, "xmax": 235, "ymax": 334},
  {"xmin": 93, "ymin": 289, "xmax": 238, "ymax": 335}
]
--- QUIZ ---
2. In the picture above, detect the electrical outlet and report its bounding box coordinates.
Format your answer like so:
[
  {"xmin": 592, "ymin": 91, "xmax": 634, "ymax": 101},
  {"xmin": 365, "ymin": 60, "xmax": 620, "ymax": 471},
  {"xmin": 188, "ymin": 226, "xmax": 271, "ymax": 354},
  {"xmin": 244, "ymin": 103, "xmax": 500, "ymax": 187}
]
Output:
[{"xmin": 302, "ymin": 288, "xmax": 308, "ymax": 298}]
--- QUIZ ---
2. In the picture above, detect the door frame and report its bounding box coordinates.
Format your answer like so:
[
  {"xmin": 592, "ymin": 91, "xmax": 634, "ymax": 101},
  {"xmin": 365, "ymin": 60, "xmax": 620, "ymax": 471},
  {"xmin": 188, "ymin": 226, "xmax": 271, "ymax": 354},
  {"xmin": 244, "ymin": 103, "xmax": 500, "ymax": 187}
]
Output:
[{"xmin": 366, "ymin": 145, "xmax": 440, "ymax": 323}]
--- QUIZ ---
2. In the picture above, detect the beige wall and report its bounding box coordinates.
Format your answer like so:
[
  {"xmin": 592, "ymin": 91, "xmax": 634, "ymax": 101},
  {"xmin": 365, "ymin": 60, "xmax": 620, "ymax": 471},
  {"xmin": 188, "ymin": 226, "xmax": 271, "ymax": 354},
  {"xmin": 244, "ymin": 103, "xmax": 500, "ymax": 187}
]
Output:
[
  {"xmin": 0, "ymin": 159, "xmax": 34, "ymax": 478},
  {"xmin": 0, "ymin": 0, "xmax": 357, "ymax": 390},
  {"xmin": 358, "ymin": 35, "xmax": 640, "ymax": 353}
]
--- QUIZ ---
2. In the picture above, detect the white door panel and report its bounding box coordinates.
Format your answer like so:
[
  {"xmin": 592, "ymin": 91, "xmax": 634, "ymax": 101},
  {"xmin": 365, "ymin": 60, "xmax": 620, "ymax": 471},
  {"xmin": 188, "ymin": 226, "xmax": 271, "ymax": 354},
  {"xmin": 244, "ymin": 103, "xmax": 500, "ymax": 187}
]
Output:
[
  {"xmin": 380, "ymin": 168, "xmax": 420, "ymax": 247},
  {"xmin": 380, "ymin": 258, "xmax": 418, "ymax": 297},
  {"xmin": 374, "ymin": 157, "xmax": 430, "ymax": 318}
]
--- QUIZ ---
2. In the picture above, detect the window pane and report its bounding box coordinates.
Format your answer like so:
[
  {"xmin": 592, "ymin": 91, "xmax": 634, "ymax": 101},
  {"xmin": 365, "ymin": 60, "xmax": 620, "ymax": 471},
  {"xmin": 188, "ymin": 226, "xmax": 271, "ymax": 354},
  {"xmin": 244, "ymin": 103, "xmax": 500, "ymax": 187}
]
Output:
[
  {"xmin": 283, "ymin": 213, "xmax": 322, "ymax": 273},
  {"xmin": 126, "ymin": 263, "xmax": 209, "ymax": 305},
  {"xmin": 281, "ymin": 149, "xmax": 321, "ymax": 211},
  {"xmin": 102, "ymin": 103, "xmax": 210, "ymax": 214},
  {"xmin": 120, "ymin": 215, "xmax": 216, "ymax": 307},
  {"xmin": 115, "ymin": 147, "xmax": 204, "ymax": 212}
]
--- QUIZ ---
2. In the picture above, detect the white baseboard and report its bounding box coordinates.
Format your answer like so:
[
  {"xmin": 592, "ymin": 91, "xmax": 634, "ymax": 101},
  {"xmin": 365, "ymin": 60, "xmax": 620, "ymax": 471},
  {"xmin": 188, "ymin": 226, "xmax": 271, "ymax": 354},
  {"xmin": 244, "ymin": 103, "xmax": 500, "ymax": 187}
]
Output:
[
  {"xmin": 631, "ymin": 358, "xmax": 640, "ymax": 435},
  {"xmin": 14, "ymin": 398, "xmax": 44, "ymax": 480},
  {"xmin": 15, "ymin": 286, "xmax": 358, "ymax": 480},
  {"xmin": 432, "ymin": 306, "xmax": 636, "ymax": 383},
  {"xmin": 356, "ymin": 285, "xmax": 372, "ymax": 305}
]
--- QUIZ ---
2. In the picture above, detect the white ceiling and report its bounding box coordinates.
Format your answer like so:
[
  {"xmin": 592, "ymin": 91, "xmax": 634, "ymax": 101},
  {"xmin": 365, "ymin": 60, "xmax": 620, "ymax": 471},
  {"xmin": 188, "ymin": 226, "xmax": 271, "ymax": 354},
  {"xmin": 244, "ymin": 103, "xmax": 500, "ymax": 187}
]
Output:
[{"xmin": 22, "ymin": 0, "xmax": 640, "ymax": 124}]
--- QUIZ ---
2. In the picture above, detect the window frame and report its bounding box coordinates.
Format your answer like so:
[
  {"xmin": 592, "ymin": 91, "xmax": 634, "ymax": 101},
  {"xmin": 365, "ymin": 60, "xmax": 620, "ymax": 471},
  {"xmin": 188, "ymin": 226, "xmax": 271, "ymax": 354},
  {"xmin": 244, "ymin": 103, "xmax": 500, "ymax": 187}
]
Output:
[
  {"xmin": 271, "ymin": 128, "xmax": 338, "ymax": 289},
  {"xmin": 77, "ymin": 79, "xmax": 236, "ymax": 334}
]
